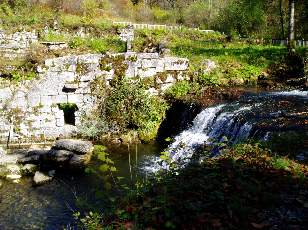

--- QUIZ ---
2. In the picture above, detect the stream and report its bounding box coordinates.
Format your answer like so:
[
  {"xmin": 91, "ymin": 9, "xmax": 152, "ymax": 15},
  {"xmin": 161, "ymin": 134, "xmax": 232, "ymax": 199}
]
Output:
[{"xmin": 0, "ymin": 90, "xmax": 307, "ymax": 229}]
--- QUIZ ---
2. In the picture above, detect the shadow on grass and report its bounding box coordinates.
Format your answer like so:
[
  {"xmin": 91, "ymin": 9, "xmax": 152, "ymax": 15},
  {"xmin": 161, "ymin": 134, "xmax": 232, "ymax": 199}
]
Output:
[{"xmin": 116, "ymin": 147, "xmax": 308, "ymax": 230}]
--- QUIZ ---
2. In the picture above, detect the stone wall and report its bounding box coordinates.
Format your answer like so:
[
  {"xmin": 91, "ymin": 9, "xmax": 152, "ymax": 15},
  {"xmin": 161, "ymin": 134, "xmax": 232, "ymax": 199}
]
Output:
[
  {"xmin": 0, "ymin": 52, "xmax": 188, "ymax": 143},
  {"xmin": 0, "ymin": 30, "xmax": 38, "ymax": 59}
]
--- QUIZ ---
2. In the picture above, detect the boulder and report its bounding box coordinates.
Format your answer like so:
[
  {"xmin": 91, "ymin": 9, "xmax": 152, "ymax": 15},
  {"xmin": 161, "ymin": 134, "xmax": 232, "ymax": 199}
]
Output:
[
  {"xmin": 69, "ymin": 154, "xmax": 91, "ymax": 170},
  {"xmin": 5, "ymin": 164, "xmax": 22, "ymax": 183},
  {"xmin": 52, "ymin": 139, "xmax": 93, "ymax": 155},
  {"xmin": 33, "ymin": 171, "xmax": 53, "ymax": 186},
  {"xmin": 47, "ymin": 149, "xmax": 74, "ymax": 162},
  {"xmin": 21, "ymin": 164, "xmax": 38, "ymax": 176},
  {"xmin": 17, "ymin": 155, "xmax": 40, "ymax": 164}
]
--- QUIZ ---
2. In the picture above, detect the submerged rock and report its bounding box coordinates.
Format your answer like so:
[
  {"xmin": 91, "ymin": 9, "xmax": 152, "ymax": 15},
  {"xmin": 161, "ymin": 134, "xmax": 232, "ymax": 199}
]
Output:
[{"xmin": 33, "ymin": 171, "xmax": 53, "ymax": 186}]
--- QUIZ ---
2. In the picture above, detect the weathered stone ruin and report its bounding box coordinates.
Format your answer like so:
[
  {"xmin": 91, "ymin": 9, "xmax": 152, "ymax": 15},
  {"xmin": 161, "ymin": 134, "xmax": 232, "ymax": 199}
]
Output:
[{"xmin": 0, "ymin": 50, "xmax": 189, "ymax": 143}]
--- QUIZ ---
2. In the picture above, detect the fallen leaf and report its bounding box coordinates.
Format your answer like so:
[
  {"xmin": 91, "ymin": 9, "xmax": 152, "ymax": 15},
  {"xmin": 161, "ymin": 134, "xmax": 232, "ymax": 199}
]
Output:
[{"xmin": 251, "ymin": 222, "xmax": 267, "ymax": 229}]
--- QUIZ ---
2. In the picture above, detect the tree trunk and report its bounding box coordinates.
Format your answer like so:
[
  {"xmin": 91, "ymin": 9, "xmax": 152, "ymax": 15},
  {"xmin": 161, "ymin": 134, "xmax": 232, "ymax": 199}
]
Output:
[
  {"xmin": 288, "ymin": 0, "xmax": 295, "ymax": 49},
  {"xmin": 279, "ymin": 0, "xmax": 285, "ymax": 38}
]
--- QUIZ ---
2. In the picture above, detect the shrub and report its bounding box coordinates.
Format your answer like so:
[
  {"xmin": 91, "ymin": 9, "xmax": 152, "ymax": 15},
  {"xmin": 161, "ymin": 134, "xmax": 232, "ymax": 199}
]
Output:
[
  {"xmin": 104, "ymin": 78, "xmax": 168, "ymax": 142},
  {"xmin": 165, "ymin": 81, "xmax": 191, "ymax": 99},
  {"xmin": 77, "ymin": 113, "xmax": 109, "ymax": 140},
  {"xmin": 81, "ymin": 0, "xmax": 99, "ymax": 17}
]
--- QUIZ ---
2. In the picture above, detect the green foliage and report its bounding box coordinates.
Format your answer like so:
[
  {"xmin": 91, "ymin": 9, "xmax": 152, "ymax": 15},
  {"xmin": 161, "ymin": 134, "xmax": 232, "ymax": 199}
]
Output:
[
  {"xmin": 94, "ymin": 145, "xmax": 117, "ymax": 173},
  {"xmin": 78, "ymin": 114, "xmax": 109, "ymax": 140},
  {"xmin": 216, "ymin": 0, "xmax": 266, "ymax": 37},
  {"xmin": 152, "ymin": 7, "xmax": 173, "ymax": 23},
  {"xmin": 0, "ymin": 57, "xmax": 38, "ymax": 82},
  {"xmin": 85, "ymin": 145, "xmax": 117, "ymax": 191},
  {"xmin": 271, "ymin": 157, "xmax": 290, "ymax": 170},
  {"xmin": 73, "ymin": 211, "xmax": 103, "ymax": 230},
  {"xmin": 165, "ymin": 81, "xmax": 191, "ymax": 99},
  {"xmin": 43, "ymin": 32, "xmax": 126, "ymax": 53},
  {"xmin": 104, "ymin": 78, "xmax": 168, "ymax": 142},
  {"xmin": 81, "ymin": 0, "xmax": 99, "ymax": 17},
  {"xmin": 57, "ymin": 103, "xmax": 78, "ymax": 111}
]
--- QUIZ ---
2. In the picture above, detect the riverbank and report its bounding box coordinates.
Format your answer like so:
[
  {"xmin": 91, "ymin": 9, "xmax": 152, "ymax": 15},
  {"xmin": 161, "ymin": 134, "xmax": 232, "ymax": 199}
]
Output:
[
  {"xmin": 70, "ymin": 88, "xmax": 308, "ymax": 229},
  {"xmin": 80, "ymin": 143, "xmax": 308, "ymax": 230}
]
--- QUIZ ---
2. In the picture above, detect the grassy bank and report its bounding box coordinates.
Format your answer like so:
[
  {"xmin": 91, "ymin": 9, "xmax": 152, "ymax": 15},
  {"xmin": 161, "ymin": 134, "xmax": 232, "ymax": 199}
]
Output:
[
  {"xmin": 77, "ymin": 143, "xmax": 308, "ymax": 229},
  {"xmin": 135, "ymin": 29, "xmax": 307, "ymax": 89}
]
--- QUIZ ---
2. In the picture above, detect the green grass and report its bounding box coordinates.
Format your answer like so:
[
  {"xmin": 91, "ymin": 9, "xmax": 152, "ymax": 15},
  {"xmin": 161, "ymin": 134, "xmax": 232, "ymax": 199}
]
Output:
[
  {"xmin": 42, "ymin": 32, "xmax": 126, "ymax": 54},
  {"xmin": 134, "ymin": 28, "xmax": 307, "ymax": 89}
]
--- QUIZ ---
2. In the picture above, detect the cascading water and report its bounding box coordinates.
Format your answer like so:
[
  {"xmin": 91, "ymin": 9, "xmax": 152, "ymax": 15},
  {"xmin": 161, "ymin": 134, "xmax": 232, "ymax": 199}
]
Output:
[{"xmin": 143, "ymin": 90, "xmax": 308, "ymax": 172}]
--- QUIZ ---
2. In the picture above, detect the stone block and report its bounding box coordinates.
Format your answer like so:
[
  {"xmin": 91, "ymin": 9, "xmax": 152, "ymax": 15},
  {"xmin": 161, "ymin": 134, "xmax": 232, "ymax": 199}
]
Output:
[
  {"xmin": 142, "ymin": 59, "xmax": 158, "ymax": 68},
  {"xmin": 76, "ymin": 85, "xmax": 91, "ymax": 94},
  {"xmin": 55, "ymin": 110, "xmax": 64, "ymax": 119},
  {"xmin": 137, "ymin": 68, "xmax": 157, "ymax": 78},
  {"xmin": 164, "ymin": 57, "xmax": 189, "ymax": 71},
  {"xmin": 78, "ymin": 54, "xmax": 102, "ymax": 64},
  {"xmin": 27, "ymin": 94, "xmax": 40, "ymax": 107},
  {"xmin": 53, "ymin": 94, "xmax": 67, "ymax": 104},
  {"xmin": 82, "ymin": 94, "xmax": 95, "ymax": 104},
  {"xmin": 85, "ymin": 63, "xmax": 100, "ymax": 72},
  {"xmin": 56, "ymin": 118, "xmax": 65, "ymax": 127},
  {"xmin": 0, "ymin": 88, "xmax": 12, "ymax": 100},
  {"xmin": 137, "ymin": 53, "xmax": 159, "ymax": 59},
  {"xmin": 68, "ymin": 94, "xmax": 82, "ymax": 104},
  {"xmin": 164, "ymin": 75, "xmax": 176, "ymax": 83},
  {"xmin": 156, "ymin": 59, "xmax": 165, "ymax": 72},
  {"xmin": 160, "ymin": 83, "xmax": 174, "ymax": 91},
  {"xmin": 80, "ymin": 73, "xmax": 97, "ymax": 82},
  {"xmin": 40, "ymin": 95, "xmax": 53, "ymax": 106},
  {"xmin": 59, "ymin": 71, "xmax": 76, "ymax": 82},
  {"xmin": 125, "ymin": 62, "xmax": 136, "ymax": 78},
  {"xmin": 147, "ymin": 87, "xmax": 159, "ymax": 96},
  {"xmin": 64, "ymin": 83, "xmax": 79, "ymax": 90}
]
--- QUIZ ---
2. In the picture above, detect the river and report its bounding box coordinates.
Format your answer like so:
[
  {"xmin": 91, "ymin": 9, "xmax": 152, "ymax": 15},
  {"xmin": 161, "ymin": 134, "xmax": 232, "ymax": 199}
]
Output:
[{"xmin": 0, "ymin": 90, "xmax": 307, "ymax": 229}]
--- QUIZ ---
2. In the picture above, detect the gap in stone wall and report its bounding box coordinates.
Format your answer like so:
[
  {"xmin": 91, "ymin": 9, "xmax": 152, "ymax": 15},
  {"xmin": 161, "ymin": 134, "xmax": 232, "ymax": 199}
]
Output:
[{"xmin": 58, "ymin": 103, "xmax": 78, "ymax": 126}]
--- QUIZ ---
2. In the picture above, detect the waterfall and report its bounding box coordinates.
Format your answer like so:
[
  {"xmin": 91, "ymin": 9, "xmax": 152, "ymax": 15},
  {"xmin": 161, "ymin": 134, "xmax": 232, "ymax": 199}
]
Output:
[
  {"xmin": 167, "ymin": 105, "xmax": 224, "ymax": 162},
  {"xmin": 168, "ymin": 104, "xmax": 254, "ymax": 162},
  {"xmin": 142, "ymin": 90, "xmax": 308, "ymax": 173},
  {"xmin": 142, "ymin": 104, "xmax": 254, "ymax": 172}
]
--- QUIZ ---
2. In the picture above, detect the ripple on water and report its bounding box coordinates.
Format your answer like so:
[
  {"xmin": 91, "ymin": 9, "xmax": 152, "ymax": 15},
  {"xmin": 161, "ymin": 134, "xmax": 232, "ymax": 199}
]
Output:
[{"xmin": 0, "ymin": 178, "xmax": 77, "ymax": 229}]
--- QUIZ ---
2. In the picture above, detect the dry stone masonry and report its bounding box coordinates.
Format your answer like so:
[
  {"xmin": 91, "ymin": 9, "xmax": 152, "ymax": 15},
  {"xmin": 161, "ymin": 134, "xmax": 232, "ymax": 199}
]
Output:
[
  {"xmin": 0, "ymin": 30, "xmax": 38, "ymax": 59},
  {"xmin": 0, "ymin": 52, "xmax": 189, "ymax": 143}
]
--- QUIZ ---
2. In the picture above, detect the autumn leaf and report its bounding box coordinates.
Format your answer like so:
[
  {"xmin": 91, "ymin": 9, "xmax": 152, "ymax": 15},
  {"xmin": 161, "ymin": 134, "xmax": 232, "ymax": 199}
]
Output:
[{"xmin": 251, "ymin": 222, "xmax": 268, "ymax": 229}]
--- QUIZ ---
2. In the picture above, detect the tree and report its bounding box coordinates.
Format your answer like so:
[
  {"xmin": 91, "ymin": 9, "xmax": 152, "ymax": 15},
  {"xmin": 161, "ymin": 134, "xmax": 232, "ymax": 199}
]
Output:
[
  {"xmin": 288, "ymin": 0, "xmax": 295, "ymax": 48},
  {"xmin": 279, "ymin": 0, "xmax": 285, "ymax": 38}
]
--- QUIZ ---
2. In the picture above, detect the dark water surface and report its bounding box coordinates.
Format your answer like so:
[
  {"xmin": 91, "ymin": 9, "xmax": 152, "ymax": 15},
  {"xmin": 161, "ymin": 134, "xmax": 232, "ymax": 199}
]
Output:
[{"xmin": 0, "ymin": 143, "xmax": 161, "ymax": 230}]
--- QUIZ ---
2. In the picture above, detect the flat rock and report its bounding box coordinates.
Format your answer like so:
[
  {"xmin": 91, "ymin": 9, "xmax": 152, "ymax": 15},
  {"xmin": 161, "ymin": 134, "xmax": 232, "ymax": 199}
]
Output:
[
  {"xmin": 47, "ymin": 149, "xmax": 74, "ymax": 162},
  {"xmin": 27, "ymin": 150, "xmax": 49, "ymax": 157},
  {"xmin": 17, "ymin": 150, "xmax": 49, "ymax": 164},
  {"xmin": 0, "ymin": 147, "xmax": 20, "ymax": 165},
  {"xmin": 17, "ymin": 155, "xmax": 40, "ymax": 164},
  {"xmin": 6, "ymin": 174, "xmax": 21, "ymax": 180},
  {"xmin": 33, "ymin": 171, "xmax": 53, "ymax": 186},
  {"xmin": 52, "ymin": 139, "xmax": 93, "ymax": 155}
]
